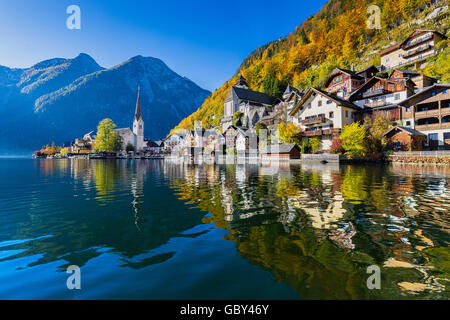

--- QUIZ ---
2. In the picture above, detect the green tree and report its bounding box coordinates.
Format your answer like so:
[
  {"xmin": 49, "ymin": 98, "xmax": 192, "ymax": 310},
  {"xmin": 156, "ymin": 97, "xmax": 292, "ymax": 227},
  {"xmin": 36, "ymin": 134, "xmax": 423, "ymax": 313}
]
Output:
[
  {"xmin": 340, "ymin": 122, "xmax": 368, "ymax": 157},
  {"xmin": 309, "ymin": 137, "xmax": 322, "ymax": 153},
  {"xmin": 94, "ymin": 118, "xmax": 123, "ymax": 152},
  {"xmin": 364, "ymin": 114, "xmax": 393, "ymax": 153},
  {"xmin": 126, "ymin": 143, "xmax": 135, "ymax": 152},
  {"xmin": 301, "ymin": 140, "xmax": 311, "ymax": 154},
  {"xmin": 255, "ymin": 122, "xmax": 268, "ymax": 138},
  {"xmin": 278, "ymin": 122, "xmax": 301, "ymax": 144},
  {"xmin": 232, "ymin": 111, "xmax": 244, "ymax": 127},
  {"xmin": 298, "ymin": 29, "xmax": 310, "ymax": 45}
]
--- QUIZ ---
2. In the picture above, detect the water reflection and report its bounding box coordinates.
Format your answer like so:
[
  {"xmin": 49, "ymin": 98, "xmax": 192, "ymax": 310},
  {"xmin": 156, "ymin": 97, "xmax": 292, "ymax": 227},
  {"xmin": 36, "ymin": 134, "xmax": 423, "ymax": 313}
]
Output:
[
  {"xmin": 0, "ymin": 159, "xmax": 449, "ymax": 299},
  {"xmin": 169, "ymin": 161, "xmax": 450, "ymax": 299}
]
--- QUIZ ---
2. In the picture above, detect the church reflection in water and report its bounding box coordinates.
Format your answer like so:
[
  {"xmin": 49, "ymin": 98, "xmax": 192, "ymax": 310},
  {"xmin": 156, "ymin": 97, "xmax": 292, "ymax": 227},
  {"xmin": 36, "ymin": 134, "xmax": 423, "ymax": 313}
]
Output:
[{"xmin": 33, "ymin": 159, "xmax": 450, "ymax": 299}]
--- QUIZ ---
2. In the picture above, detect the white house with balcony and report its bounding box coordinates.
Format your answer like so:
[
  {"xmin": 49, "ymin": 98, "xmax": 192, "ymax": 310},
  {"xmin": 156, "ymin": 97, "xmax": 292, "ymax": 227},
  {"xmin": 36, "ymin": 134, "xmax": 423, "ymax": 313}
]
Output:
[{"xmin": 289, "ymin": 87, "xmax": 361, "ymax": 150}]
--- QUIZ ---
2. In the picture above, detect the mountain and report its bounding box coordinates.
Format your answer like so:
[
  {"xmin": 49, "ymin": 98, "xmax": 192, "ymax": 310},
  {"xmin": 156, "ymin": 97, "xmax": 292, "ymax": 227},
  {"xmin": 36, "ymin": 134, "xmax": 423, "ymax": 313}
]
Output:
[
  {"xmin": 171, "ymin": 0, "xmax": 449, "ymax": 133},
  {"xmin": 0, "ymin": 54, "xmax": 210, "ymax": 154}
]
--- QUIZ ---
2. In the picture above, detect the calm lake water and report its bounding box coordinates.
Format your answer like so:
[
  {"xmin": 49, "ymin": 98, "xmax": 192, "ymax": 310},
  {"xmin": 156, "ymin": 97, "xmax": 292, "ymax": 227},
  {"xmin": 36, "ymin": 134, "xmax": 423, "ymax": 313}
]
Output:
[{"xmin": 0, "ymin": 158, "xmax": 449, "ymax": 299}]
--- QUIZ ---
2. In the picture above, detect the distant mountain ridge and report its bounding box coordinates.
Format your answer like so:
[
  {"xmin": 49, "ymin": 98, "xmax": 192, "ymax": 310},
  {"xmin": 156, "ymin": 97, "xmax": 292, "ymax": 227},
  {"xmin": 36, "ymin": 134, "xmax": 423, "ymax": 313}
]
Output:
[{"xmin": 0, "ymin": 54, "xmax": 210, "ymax": 154}]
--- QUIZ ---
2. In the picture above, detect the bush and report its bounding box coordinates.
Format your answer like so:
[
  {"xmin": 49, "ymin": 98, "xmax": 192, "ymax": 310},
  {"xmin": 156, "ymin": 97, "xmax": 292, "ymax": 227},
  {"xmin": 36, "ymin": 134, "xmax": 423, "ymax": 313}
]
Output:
[
  {"xmin": 330, "ymin": 136, "xmax": 344, "ymax": 154},
  {"xmin": 126, "ymin": 143, "xmax": 135, "ymax": 152},
  {"xmin": 340, "ymin": 122, "xmax": 368, "ymax": 157},
  {"xmin": 301, "ymin": 140, "xmax": 311, "ymax": 154},
  {"xmin": 309, "ymin": 137, "xmax": 322, "ymax": 153}
]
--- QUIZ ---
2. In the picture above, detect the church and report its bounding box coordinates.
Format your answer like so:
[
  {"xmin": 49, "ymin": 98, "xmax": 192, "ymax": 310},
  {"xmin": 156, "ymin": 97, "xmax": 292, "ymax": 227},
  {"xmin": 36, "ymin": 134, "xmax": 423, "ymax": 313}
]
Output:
[
  {"xmin": 115, "ymin": 87, "xmax": 145, "ymax": 152},
  {"xmin": 220, "ymin": 75, "xmax": 275, "ymax": 132}
]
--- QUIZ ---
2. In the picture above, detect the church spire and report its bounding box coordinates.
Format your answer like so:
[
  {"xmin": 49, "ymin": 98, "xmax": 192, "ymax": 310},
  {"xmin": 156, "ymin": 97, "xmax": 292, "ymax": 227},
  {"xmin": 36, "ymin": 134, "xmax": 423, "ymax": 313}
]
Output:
[{"xmin": 134, "ymin": 86, "xmax": 143, "ymax": 121}]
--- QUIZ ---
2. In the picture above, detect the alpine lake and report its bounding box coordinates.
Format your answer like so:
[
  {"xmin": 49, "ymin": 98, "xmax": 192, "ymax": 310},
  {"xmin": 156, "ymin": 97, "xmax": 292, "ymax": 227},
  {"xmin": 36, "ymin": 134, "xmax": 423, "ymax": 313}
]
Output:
[{"xmin": 0, "ymin": 158, "xmax": 449, "ymax": 299}]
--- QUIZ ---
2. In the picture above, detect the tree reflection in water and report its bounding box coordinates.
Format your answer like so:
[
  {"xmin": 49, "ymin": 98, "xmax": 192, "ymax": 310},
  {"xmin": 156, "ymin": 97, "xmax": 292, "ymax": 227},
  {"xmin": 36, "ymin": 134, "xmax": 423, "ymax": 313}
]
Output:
[
  {"xmin": 169, "ymin": 161, "xmax": 450, "ymax": 299},
  {"xmin": 3, "ymin": 159, "xmax": 448, "ymax": 299}
]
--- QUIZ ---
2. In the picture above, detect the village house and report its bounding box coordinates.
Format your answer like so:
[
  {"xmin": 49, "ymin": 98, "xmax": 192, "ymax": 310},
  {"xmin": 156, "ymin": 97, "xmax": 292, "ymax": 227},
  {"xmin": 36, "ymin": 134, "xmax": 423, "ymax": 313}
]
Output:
[
  {"xmin": 222, "ymin": 125, "xmax": 246, "ymax": 152},
  {"xmin": 289, "ymin": 87, "xmax": 361, "ymax": 150},
  {"xmin": 203, "ymin": 129, "xmax": 223, "ymax": 156},
  {"xmin": 221, "ymin": 75, "xmax": 275, "ymax": 132},
  {"xmin": 115, "ymin": 87, "xmax": 145, "ymax": 152},
  {"xmin": 348, "ymin": 76, "xmax": 415, "ymax": 124},
  {"xmin": 324, "ymin": 67, "xmax": 377, "ymax": 99},
  {"xmin": 164, "ymin": 132, "xmax": 186, "ymax": 153},
  {"xmin": 389, "ymin": 69, "xmax": 437, "ymax": 90},
  {"xmin": 398, "ymin": 84, "xmax": 450, "ymax": 150},
  {"xmin": 260, "ymin": 143, "xmax": 301, "ymax": 160},
  {"xmin": 144, "ymin": 139, "xmax": 162, "ymax": 153},
  {"xmin": 380, "ymin": 30, "xmax": 447, "ymax": 71},
  {"xmin": 383, "ymin": 126, "xmax": 427, "ymax": 151},
  {"xmin": 236, "ymin": 129, "xmax": 258, "ymax": 158},
  {"xmin": 72, "ymin": 131, "xmax": 95, "ymax": 154}
]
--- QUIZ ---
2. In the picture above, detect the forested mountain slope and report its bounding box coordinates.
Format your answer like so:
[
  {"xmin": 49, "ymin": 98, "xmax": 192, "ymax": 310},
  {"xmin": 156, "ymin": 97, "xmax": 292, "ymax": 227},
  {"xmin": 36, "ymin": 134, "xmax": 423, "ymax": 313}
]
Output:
[{"xmin": 171, "ymin": 0, "xmax": 449, "ymax": 133}]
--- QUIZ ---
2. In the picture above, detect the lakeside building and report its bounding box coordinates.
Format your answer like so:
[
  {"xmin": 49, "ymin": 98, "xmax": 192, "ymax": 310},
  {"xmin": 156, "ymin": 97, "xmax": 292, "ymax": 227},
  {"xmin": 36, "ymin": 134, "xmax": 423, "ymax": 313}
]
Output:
[
  {"xmin": 144, "ymin": 139, "xmax": 163, "ymax": 153},
  {"xmin": 398, "ymin": 84, "xmax": 450, "ymax": 150},
  {"xmin": 348, "ymin": 76, "xmax": 415, "ymax": 124},
  {"xmin": 383, "ymin": 126, "xmax": 427, "ymax": 151},
  {"xmin": 221, "ymin": 75, "xmax": 275, "ymax": 132},
  {"xmin": 236, "ymin": 129, "xmax": 259, "ymax": 158},
  {"xmin": 289, "ymin": 87, "xmax": 361, "ymax": 149},
  {"xmin": 115, "ymin": 87, "xmax": 145, "ymax": 152},
  {"xmin": 164, "ymin": 132, "xmax": 187, "ymax": 153},
  {"xmin": 72, "ymin": 131, "xmax": 95, "ymax": 154},
  {"xmin": 260, "ymin": 143, "xmax": 301, "ymax": 160},
  {"xmin": 379, "ymin": 30, "xmax": 447, "ymax": 71}
]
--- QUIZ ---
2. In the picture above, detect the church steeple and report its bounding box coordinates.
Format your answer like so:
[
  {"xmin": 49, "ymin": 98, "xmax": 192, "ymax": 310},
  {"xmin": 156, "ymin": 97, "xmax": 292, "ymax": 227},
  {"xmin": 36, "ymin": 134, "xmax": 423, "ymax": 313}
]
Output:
[
  {"xmin": 134, "ymin": 86, "xmax": 143, "ymax": 121},
  {"xmin": 235, "ymin": 75, "xmax": 248, "ymax": 89},
  {"xmin": 133, "ymin": 86, "xmax": 144, "ymax": 148}
]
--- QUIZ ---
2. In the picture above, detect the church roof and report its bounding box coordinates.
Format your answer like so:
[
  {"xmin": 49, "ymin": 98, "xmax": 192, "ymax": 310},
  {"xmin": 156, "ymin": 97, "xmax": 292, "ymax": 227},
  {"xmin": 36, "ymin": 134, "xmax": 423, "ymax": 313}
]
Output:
[
  {"xmin": 229, "ymin": 86, "xmax": 275, "ymax": 105},
  {"xmin": 135, "ymin": 86, "xmax": 143, "ymax": 121}
]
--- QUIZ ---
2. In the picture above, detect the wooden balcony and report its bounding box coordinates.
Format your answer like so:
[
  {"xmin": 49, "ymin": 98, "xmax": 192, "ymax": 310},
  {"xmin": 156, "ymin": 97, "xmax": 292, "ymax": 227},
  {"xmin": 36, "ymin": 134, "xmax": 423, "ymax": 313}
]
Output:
[
  {"xmin": 363, "ymin": 88, "xmax": 389, "ymax": 98},
  {"xmin": 322, "ymin": 128, "xmax": 341, "ymax": 136},
  {"xmin": 441, "ymin": 107, "xmax": 450, "ymax": 116},
  {"xmin": 441, "ymin": 122, "xmax": 450, "ymax": 129},
  {"xmin": 302, "ymin": 115, "xmax": 325, "ymax": 126},
  {"xmin": 364, "ymin": 100, "xmax": 386, "ymax": 108},
  {"xmin": 403, "ymin": 33, "xmax": 432, "ymax": 50},
  {"xmin": 415, "ymin": 109, "xmax": 440, "ymax": 119},
  {"xmin": 415, "ymin": 123, "xmax": 440, "ymax": 131},
  {"xmin": 403, "ymin": 45, "xmax": 432, "ymax": 59},
  {"xmin": 303, "ymin": 129, "xmax": 322, "ymax": 137}
]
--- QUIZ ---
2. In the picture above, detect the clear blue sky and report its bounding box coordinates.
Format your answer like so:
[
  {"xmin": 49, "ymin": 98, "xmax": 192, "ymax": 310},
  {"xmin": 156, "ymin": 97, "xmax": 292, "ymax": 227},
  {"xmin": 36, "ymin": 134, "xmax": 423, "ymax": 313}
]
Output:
[{"xmin": 0, "ymin": 0, "xmax": 327, "ymax": 91}]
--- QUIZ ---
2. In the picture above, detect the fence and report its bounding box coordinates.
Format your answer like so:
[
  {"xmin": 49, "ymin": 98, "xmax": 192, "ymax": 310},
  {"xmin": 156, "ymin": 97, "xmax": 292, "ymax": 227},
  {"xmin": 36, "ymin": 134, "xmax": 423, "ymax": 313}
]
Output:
[{"xmin": 392, "ymin": 151, "xmax": 450, "ymax": 157}]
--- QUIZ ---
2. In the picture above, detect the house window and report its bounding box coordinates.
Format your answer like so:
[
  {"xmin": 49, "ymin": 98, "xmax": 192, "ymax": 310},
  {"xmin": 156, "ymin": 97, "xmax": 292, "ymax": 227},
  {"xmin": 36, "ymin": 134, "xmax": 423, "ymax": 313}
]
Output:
[
  {"xmin": 307, "ymin": 103, "xmax": 311, "ymax": 109},
  {"xmin": 351, "ymin": 112, "xmax": 355, "ymax": 119},
  {"xmin": 318, "ymin": 100, "xmax": 322, "ymax": 107},
  {"xmin": 443, "ymin": 89, "xmax": 447, "ymax": 94},
  {"xmin": 345, "ymin": 111, "xmax": 349, "ymax": 118},
  {"xmin": 329, "ymin": 112, "xmax": 334, "ymax": 118},
  {"xmin": 428, "ymin": 133, "xmax": 438, "ymax": 142},
  {"xmin": 405, "ymin": 107, "xmax": 410, "ymax": 112},
  {"xmin": 327, "ymin": 100, "xmax": 332, "ymax": 104},
  {"xmin": 444, "ymin": 133, "xmax": 450, "ymax": 140},
  {"xmin": 395, "ymin": 93, "xmax": 400, "ymax": 100},
  {"xmin": 431, "ymin": 91, "xmax": 436, "ymax": 96},
  {"xmin": 406, "ymin": 121, "xmax": 411, "ymax": 126}
]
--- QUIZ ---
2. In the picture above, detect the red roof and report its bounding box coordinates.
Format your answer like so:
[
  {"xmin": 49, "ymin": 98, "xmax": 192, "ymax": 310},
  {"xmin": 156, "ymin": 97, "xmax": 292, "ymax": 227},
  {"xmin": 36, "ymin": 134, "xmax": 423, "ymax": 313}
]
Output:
[{"xmin": 379, "ymin": 44, "xmax": 401, "ymax": 56}]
